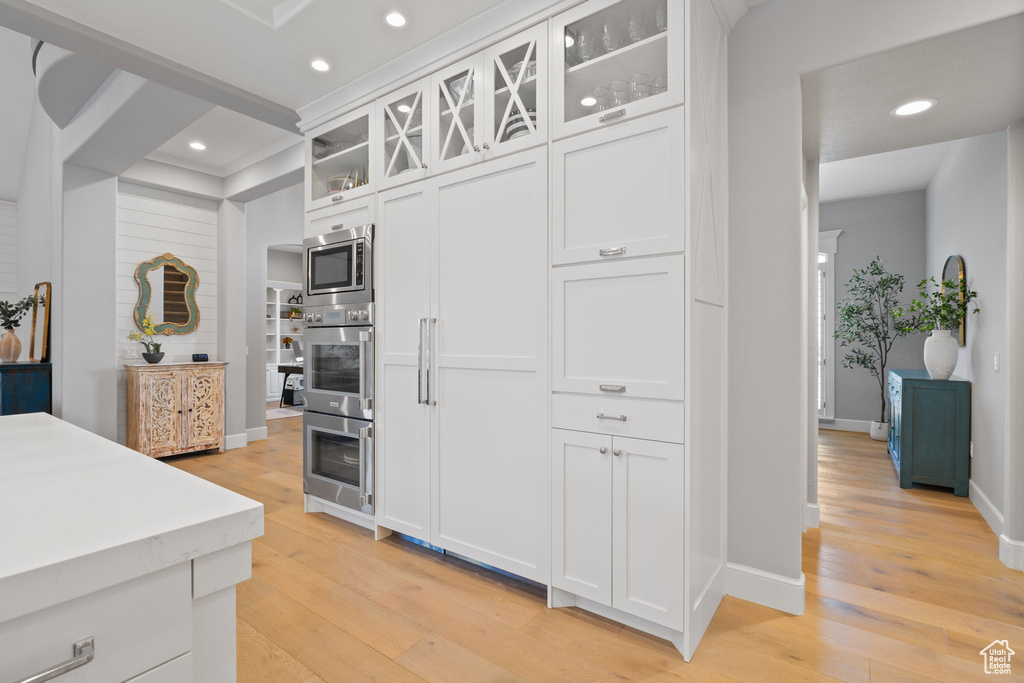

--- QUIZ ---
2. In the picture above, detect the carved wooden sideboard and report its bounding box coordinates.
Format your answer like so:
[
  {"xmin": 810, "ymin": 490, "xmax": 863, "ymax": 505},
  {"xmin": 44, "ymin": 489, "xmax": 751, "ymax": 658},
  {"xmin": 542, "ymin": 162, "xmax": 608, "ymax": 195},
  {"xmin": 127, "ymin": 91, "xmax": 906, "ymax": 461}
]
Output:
[{"xmin": 126, "ymin": 362, "xmax": 227, "ymax": 458}]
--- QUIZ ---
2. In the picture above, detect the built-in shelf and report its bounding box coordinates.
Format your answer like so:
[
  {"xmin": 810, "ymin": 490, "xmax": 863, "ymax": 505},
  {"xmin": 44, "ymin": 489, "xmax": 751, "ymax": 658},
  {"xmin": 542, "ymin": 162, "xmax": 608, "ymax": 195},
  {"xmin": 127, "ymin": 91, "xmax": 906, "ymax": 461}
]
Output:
[{"xmin": 312, "ymin": 140, "xmax": 370, "ymax": 167}]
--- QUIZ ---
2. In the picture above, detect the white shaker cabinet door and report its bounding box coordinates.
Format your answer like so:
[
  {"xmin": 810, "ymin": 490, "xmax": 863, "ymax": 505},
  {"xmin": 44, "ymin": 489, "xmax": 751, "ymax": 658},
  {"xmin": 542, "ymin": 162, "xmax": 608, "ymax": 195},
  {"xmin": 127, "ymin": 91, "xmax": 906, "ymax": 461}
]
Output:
[
  {"xmin": 552, "ymin": 255, "xmax": 684, "ymax": 400},
  {"xmin": 376, "ymin": 184, "xmax": 433, "ymax": 538},
  {"xmin": 431, "ymin": 148, "xmax": 549, "ymax": 582},
  {"xmin": 305, "ymin": 195, "xmax": 375, "ymax": 240},
  {"xmin": 551, "ymin": 109, "xmax": 684, "ymax": 265},
  {"xmin": 612, "ymin": 435, "xmax": 684, "ymax": 629},
  {"xmin": 551, "ymin": 429, "xmax": 612, "ymax": 604}
]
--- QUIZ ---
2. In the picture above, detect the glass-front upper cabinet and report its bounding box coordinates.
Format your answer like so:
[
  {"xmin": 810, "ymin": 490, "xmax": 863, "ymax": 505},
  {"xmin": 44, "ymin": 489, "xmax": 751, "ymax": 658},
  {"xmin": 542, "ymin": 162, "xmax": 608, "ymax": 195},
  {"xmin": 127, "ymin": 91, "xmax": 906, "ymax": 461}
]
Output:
[
  {"xmin": 483, "ymin": 24, "xmax": 548, "ymax": 157},
  {"xmin": 305, "ymin": 102, "xmax": 377, "ymax": 212},
  {"xmin": 431, "ymin": 55, "xmax": 485, "ymax": 175},
  {"xmin": 377, "ymin": 77, "xmax": 431, "ymax": 190},
  {"xmin": 551, "ymin": 0, "xmax": 683, "ymax": 139}
]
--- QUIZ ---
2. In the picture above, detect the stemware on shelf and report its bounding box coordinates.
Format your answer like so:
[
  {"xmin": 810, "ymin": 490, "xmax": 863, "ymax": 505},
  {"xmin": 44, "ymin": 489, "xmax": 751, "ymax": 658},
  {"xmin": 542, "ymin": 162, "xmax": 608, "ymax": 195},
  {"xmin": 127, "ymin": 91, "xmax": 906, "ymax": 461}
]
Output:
[
  {"xmin": 575, "ymin": 18, "xmax": 604, "ymax": 62},
  {"xmin": 626, "ymin": 0, "xmax": 655, "ymax": 42},
  {"xmin": 651, "ymin": 76, "xmax": 668, "ymax": 94},
  {"xmin": 630, "ymin": 84, "xmax": 651, "ymax": 101},
  {"xmin": 609, "ymin": 80, "xmax": 629, "ymax": 107},
  {"xmin": 654, "ymin": 0, "xmax": 669, "ymax": 32},
  {"xmin": 601, "ymin": 10, "xmax": 629, "ymax": 52}
]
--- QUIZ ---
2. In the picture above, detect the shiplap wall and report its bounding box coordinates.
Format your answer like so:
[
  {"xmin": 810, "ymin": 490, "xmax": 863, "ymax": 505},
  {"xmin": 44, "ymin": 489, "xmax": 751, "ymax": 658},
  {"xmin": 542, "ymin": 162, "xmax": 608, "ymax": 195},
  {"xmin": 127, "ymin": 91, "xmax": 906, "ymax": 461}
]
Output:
[
  {"xmin": 116, "ymin": 184, "xmax": 219, "ymax": 443},
  {"xmin": 0, "ymin": 201, "xmax": 16, "ymax": 299}
]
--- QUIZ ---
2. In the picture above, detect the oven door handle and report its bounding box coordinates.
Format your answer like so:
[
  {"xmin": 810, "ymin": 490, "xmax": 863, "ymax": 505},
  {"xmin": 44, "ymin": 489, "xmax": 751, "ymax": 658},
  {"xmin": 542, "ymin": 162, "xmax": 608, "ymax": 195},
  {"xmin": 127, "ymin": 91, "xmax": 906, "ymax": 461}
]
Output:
[
  {"xmin": 359, "ymin": 329, "xmax": 372, "ymax": 411},
  {"xmin": 358, "ymin": 426, "xmax": 371, "ymax": 508}
]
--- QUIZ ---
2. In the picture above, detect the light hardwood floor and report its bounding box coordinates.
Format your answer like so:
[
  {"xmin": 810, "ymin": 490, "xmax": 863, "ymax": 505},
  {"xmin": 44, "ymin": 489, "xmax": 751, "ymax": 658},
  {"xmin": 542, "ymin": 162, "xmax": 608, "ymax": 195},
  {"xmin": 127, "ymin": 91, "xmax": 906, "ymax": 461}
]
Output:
[{"xmin": 168, "ymin": 421, "xmax": 1024, "ymax": 681}]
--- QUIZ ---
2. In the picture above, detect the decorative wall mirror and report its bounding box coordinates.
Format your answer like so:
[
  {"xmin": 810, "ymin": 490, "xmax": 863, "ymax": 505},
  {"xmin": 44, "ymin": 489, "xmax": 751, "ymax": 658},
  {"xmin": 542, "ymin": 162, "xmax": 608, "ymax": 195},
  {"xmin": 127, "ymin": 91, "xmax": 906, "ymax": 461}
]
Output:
[
  {"xmin": 941, "ymin": 255, "xmax": 966, "ymax": 347},
  {"xmin": 29, "ymin": 281, "xmax": 51, "ymax": 362},
  {"xmin": 134, "ymin": 253, "xmax": 200, "ymax": 335}
]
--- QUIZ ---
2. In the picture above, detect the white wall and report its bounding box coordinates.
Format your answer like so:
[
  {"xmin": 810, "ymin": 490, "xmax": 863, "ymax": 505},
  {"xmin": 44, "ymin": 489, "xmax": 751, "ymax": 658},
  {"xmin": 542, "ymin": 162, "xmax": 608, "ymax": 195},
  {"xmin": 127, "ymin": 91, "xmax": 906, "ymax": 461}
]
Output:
[
  {"xmin": 820, "ymin": 190, "xmax": 928, "ymax": 423},
  {"xmin": 115, "ymin": 183, "xmax": 219, "ymax": 443},
  {"xmin": 728, "ymin": 0, "xmax": 1024, "ymax": 587},
  {"xmin": 0, "ymin": 201, "xmax": 15, "ymax": 299},
  {"xmin": 925, "ymin": 131, "xmax": 1008, "ymax": 514},
  {"xmin": 244, "ymin": 183, "xmax": 303, "ymax": 435},
  {"xmin": 267, "ymin": 248, "xmax": 302, "ymax": 284}
]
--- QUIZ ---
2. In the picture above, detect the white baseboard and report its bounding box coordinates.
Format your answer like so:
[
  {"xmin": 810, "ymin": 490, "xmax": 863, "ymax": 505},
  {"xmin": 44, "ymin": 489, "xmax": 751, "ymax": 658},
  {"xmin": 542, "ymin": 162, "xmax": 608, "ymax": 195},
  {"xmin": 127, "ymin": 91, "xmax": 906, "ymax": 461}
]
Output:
[
  {"xmin": 246, "ymin": 426, "xmax": 268, "ymax": 443},
  {"xmin": 805, "ymin": 502, "xmax": 821, "ymax": 528},
  {"xmin": 818, "ymin": 418, "xmax": 870, "ymax": 433},
  {"xmin": 1000, "ymin": 535, "xmax": 1024, "ymax": 571},
  {"xmin": 224, "ymin": 433, "xmax": 248, "ymax": 450},
  {"xmin": 725, "ymin": 563, "xmax": 805, "ymax": 615},
  {"xmin": 970, "ymin": 480, "xmax": 1004, "ymax": 537}
]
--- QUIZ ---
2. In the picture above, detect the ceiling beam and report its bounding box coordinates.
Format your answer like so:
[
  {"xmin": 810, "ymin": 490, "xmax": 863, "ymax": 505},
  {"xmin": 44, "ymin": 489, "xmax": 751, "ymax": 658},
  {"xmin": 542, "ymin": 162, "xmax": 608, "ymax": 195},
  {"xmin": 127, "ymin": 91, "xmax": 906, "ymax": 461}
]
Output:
[{"xmin": 0, "ymin": 0, "xmax": 300, "ymax": 132}]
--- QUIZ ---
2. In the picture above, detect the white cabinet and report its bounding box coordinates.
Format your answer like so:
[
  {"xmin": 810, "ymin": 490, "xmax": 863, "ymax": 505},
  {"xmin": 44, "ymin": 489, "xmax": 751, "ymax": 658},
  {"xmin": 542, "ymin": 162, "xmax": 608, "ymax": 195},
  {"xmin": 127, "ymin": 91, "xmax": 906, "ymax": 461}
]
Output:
[
  {"xmin": 305, "ymin": 103, "xmax": 376, "ymax": 212},
  {"xmin": 378, "ymin": 77, "xmax": 431, "ymax": 189},
  {"xmin": 305, "ymin": 195, "xmax": 375, "ymax": 239},
  {"xmin": 551, "ymin": 0, "xmax": 684, "ymax": 140},
  {"xmin": 552, "ymin": 255, "xmax": 685, "ymax": 400},
  {"xmin": 376, "ymin": 148, "xmax": 548, "ymax": 582},
  {"xmin": 430, "ymin": 55, "xmax": 485, "ymax": 175},
  {"xmin": 482, "ymin": 24, "xmax": 548, "ymax": 158},
  {"xmin": 551, "ymin": 109, "xmax": 685, "ymax": 265},
  {"xmin": 552, "ymin": 429, "xmax": 683, "ymax": 629}
]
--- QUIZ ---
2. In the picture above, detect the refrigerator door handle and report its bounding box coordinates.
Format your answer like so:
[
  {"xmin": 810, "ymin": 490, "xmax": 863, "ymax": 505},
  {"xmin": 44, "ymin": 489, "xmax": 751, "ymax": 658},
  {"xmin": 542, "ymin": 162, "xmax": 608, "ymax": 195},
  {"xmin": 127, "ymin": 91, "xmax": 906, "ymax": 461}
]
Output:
[{"xmin": 418, "ymin": 318, "xmax": 427, "ymax": 404}]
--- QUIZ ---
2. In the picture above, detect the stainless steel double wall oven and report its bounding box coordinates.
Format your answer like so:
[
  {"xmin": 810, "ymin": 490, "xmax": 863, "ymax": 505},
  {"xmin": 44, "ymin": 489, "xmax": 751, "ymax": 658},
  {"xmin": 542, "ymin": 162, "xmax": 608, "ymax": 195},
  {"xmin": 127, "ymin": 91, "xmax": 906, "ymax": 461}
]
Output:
[{"xmin": 302, "ymin": 224, "xmax": 375, "ymax": 515}]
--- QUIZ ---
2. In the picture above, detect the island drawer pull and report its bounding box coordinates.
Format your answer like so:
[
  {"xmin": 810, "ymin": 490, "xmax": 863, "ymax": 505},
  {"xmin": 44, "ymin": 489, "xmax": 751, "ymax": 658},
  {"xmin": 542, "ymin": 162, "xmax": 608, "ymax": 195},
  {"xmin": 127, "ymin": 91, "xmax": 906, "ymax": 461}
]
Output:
[
  {"xmin": 596, "ymin": 412, "xmax": 627, "ymax": 422},
  {"xmin": 599, "ymin": 246, "xmax": 626, "ymax": 257},
  {"xmin": 16, "ymin": 636, "xmax": 94, "ymax": 683},
  {"xmin": 599, "ymin": 384, "xmax": 626, "ymax": 393}
]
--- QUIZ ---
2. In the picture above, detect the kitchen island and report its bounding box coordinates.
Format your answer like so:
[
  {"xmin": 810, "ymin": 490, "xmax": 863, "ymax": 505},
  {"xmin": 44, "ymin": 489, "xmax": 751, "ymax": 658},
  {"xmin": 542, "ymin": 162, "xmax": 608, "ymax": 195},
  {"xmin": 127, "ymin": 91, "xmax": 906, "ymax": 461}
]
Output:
[{"xmin": 0, "ymin": 413, "xmax": 263, "ymax": 682}]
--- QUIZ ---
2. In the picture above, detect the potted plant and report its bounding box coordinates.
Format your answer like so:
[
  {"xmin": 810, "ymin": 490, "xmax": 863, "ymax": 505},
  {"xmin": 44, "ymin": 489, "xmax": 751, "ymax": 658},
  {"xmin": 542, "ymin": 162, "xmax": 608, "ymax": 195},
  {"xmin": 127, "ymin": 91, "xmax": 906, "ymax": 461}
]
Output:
[
  {"xmin": 288, "ymin": 307, "xmax": 302, "ymax": 320},
  {"xmin": 0, "ymin": 295, "xmax": 37, "ymax": 363},
  {"xmin": 895, "ymin": 277, "xmax": 979, "ymax": 380},
  {"xmin": 834, "ymin": 258, "xmax": 913, "ymax": 440},
  {"xmin": 128, "ymin": 314, "xmax": 164, "ymax": 364}
]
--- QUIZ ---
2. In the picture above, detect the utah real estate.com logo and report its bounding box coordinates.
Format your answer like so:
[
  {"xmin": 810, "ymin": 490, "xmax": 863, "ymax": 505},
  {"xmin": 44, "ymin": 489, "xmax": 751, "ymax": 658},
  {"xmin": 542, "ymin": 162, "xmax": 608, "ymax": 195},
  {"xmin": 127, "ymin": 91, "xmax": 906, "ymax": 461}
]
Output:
[{"xmin": 980, "ymin": 640, "xmax": 1015, "ymax": 675}]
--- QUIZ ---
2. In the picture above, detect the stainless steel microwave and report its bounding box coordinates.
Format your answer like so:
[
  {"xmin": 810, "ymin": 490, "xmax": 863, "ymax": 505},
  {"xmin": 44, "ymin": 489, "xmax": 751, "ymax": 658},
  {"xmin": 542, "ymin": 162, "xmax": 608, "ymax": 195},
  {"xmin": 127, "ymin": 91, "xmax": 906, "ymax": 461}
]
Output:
[{"xmin": 303, "ymin": 224, "xmax": 373, "ymax": 306}]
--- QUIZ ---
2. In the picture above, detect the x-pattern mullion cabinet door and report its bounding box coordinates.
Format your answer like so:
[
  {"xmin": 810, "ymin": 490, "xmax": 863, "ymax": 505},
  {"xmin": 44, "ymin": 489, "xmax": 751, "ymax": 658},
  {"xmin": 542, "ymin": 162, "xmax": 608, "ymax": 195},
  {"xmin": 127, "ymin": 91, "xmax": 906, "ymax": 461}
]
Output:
[
  {"xmin": 377, "ymin": 77, "xmax": 432, "ymax": 190},
  {"xmin": 430, "ymin": 55, "xmax": 485, "ymax": 175},
  {"xmin": 483, "ymin": 24, "xmax": 548, "ymax": 158}
]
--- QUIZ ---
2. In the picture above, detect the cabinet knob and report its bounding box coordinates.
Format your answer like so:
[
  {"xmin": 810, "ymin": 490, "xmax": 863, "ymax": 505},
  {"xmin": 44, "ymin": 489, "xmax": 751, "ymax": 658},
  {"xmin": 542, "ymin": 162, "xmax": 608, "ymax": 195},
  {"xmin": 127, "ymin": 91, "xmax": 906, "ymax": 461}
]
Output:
[
  {"xmin": 177, "ymin": 410, "xmax": 182, "ymax": 414},
  {"xmin": 612, "ymin": 448, "xmax": 622, "ymax": 457},
  {"xmin": 482, "ymin": 143, "xmax": 490, "ymax": 150},
  {"xmin": 421, "ymin": 163, "xmax": 428, "ymax": 169},
  {"xmin": 473, "ymin": 145, "xmax": 481, "ymax": 152},
  {"xmin": 189, "ymin": 408, "xmax": 193, "ymax": 412},
  {"xmin": 599, "ymin": 447, "xmax": 608, "ymax": 454}
]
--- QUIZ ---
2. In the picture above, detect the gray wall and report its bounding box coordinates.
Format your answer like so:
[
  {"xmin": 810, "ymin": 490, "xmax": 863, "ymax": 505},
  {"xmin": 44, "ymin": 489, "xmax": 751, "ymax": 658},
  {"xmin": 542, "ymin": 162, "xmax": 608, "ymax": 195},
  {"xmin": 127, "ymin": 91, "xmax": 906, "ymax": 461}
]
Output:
[
  {"xmin": 245, "ymin": 183, "xmax": 303, "ymax": 433},
  {"xmin": 925, "ymin": 131, "xmax": 1008, "ymax": 513},
  {"xmin": 267, "ymin": 248, "xmax": 302, "ymax": 283},
  {"xmin": 820, "ymin": 190, "xmax": 927, "ymax": 423}
]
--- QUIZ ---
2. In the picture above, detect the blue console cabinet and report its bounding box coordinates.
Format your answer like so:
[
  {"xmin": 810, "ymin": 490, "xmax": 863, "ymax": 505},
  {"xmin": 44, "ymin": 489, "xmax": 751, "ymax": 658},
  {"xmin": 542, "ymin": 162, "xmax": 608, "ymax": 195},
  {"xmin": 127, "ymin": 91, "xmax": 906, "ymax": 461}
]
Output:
[
  {"xmin": 887, "ymin": 369, "xmax": 970, "ymax": 496},
  {"xmin": 0, "ymin": 362, "xmax": 52, "ymax": 416}
]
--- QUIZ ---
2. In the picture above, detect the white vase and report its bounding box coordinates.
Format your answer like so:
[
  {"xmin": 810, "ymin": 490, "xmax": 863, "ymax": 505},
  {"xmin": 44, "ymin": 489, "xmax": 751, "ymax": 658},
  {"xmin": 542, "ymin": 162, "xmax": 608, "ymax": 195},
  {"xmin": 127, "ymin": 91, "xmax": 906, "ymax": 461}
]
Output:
[
  {"xmin": 869, "ymin": 420, "xmax": 889, "ymax": 441},
  {"xmin": 924, "ymin": 329, "xmax": 958, "ymax": 380}
]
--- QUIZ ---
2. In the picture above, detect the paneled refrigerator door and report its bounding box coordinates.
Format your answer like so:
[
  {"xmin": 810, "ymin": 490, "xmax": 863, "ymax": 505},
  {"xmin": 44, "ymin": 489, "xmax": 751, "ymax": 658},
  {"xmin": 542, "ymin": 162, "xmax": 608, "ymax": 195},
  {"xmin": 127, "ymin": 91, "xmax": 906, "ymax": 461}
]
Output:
[
  {"xmin": 551, "ymin": 0, "xmax": 684, "ymax": 140},
  {"xmin": 551, "ymin": 429, "xmax": 613, "ymax": 604},
  {"xmin": 378, "ymin": 77, "xmax": 431, "ymax": 190},
  {"xmin": 483, "ymin": 24, "xmax": 548, "ymax": 158},
  {"xmin": 611, "ymin": 435, "xmax": 683, "ymax": 629},
  {"xmin": 430, "ymin": 56, "xmax": 485, "ymax": 174},
  {"xmin": 376, "ymin": 183, "xmax": 433, "ymax": 539}
]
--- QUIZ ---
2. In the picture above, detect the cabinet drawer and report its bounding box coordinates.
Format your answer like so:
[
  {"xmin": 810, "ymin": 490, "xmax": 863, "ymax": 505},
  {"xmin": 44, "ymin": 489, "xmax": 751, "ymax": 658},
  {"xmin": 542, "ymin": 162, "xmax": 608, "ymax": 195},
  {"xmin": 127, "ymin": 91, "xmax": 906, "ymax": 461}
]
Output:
[
  {"xmin": 125, "ymin": 653, "xmax": 192, "ymax": 682},
  {"xmin": 553, "ymin": 393, "xmax": 683, "ymax": 444},
  {"xmin": 305, "ymin": 195, "xmax": 375, "ymax": 239},
  {"xmin": 0, "ymin": 563, "xmax": 192, "ymax": 683}
]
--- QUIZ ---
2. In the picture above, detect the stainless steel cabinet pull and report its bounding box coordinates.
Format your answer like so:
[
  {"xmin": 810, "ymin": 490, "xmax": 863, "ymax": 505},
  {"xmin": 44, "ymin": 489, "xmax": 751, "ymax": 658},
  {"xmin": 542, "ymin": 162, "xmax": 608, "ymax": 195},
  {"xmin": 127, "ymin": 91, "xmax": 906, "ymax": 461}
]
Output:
[
  {"xmin": 599, "ymin": 109, "xmax": 625, "ymax": 122},
  {"xmin": 599, "ymin": 447, "xmax": 608, "ymax": 454},
  {"xmin": 599, "ymin": 246, "xmax": 626, "ymax": 257},
  {"xmin": 599, "ymin": 384, "xmax": 626, "ymax": 393},
  {"xmin": 332, "ymin": 194, "xmax": 344, "ymax": 202},
  {"xmin": 427, "ymin": 318, "xmax": 437, "ymax": 406},
  {"xmin": 17, "ymin": 637, "xmax": 94, "ymax": 683},
  {"xmin": 612, "ymin": 448, "xmax": 623, "ymax": 457},
  {"xmin": 596, "ymin": 412, "xmax": 627, "ymax": 421},
  {"xmin": 417, "ymin": 318, "xmax": 427, "ymax": 405},
  {"xmin": 359, "ymin": 329, "xmax": 372, "ymax": 411},
  {"xmin": 330, "ymin": 223, "xmax": 346, "ymax": 230}
]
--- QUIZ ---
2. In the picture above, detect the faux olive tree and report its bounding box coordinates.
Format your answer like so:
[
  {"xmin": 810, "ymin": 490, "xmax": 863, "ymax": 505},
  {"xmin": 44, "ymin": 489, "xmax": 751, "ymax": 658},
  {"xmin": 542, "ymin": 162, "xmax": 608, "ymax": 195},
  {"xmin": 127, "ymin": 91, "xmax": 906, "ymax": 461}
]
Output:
[{"xmin": 834, "ymin": 257, "xmax": 912, "ymax": 423}]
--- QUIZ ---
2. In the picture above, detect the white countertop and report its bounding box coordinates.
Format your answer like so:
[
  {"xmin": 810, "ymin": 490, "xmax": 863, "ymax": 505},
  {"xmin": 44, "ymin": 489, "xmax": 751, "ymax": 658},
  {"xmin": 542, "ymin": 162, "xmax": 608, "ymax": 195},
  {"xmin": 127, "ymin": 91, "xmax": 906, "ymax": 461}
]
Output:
[{"xmin": 0, "ymin": 413, "xmax": 263, "ymax": 623}]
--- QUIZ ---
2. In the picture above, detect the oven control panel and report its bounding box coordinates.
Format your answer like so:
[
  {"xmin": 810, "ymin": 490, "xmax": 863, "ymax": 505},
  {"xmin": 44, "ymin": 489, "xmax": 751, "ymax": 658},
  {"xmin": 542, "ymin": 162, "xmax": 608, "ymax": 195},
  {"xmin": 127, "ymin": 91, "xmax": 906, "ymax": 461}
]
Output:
[{"xmin": 304, "ymin": 303, "xmax": 374, "ymax": 327}]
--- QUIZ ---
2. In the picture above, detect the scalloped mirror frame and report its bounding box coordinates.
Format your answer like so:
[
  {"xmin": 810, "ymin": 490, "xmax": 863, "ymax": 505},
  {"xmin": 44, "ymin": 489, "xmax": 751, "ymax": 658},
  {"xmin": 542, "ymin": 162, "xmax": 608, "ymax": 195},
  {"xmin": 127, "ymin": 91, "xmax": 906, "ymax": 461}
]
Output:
[{"xmin": 133, "ymin": 253, "xmax": 201, "ymax": 336}]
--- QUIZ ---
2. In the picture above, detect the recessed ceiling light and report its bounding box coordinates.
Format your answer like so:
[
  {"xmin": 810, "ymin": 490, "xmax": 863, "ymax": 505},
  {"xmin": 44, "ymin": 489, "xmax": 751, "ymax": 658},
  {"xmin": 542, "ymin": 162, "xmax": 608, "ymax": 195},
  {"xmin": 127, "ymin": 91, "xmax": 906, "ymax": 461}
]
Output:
[
  {"xmin": 310, "ymin": 59, "xmax": 330, "ymax": 72},
  {"xmin": 580, "ymin": 96, "xmax": 597, "ymax": 107},
  {"xmin": 384, "ymin": 11, "xmax": 407, "ymax": 27},
  {"xmin": 189, "ymin": 141, "xmax": 206, "ymax": 151},
  {"xmin": 397, "ymin": 104, "xmax": 412, "ymax": 113},
  {"xmin": 891, "ymin": 99, "xmax": 937, "ymax": 117}
]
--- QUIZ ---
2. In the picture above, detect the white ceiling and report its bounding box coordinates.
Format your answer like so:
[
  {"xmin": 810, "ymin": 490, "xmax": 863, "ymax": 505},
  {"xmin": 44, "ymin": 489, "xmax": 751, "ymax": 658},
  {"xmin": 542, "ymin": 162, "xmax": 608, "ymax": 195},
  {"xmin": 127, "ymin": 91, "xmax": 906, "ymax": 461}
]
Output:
[
  {"xmin": 819, "ymin": 140, "xmax": 952, "ymax": 204},
  {"xmin": 13, "ymin": 0, "xmax": 513, "ymax": 111},
  {"xmin": 147, "ymin": 106, "xmax": 300, "ymax": 177},
  {"xmin": 0, "ymin": 25, "xmax": 35, "ymax": 202},
  {"xmin": 803, "ymin": 13, "xmax": 1024, "ymax": 163}
]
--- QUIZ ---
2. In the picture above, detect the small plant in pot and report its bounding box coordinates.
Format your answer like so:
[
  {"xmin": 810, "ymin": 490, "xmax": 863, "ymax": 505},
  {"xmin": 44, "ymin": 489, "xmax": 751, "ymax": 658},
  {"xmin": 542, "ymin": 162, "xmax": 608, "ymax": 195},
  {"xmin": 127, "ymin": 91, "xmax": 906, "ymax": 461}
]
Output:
[
  {"xmin": 834, "ymin": 258, "xmax": 913, "ymax": 441},
  {"xmin": 0, "ymin": 295, "xmax": 37, "ymax": 363},
  {"xmin": 128, "ymin": 315, "xmax": 164, "ymax": 364},
  {"xmin": 895, "ymin": 277, "xmax": 979, "ymax": 380}
]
